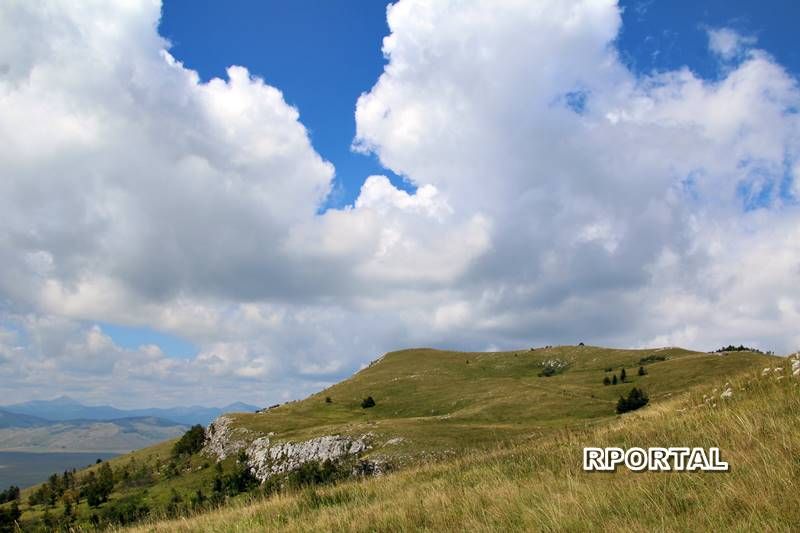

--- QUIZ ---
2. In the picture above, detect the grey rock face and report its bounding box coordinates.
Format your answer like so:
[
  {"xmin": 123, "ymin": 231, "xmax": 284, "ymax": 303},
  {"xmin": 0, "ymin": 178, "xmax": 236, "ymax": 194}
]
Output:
[
  {"xmin": 246, "ymin": 434, "xmax": 369, "ymax": 482},
  {"xmin": 203, "ymin": 415, "xmax": 371, "ymax": 483},
  {"xmin": 204, "ymin": 416, "xmax": 249, "ymax": 460}
]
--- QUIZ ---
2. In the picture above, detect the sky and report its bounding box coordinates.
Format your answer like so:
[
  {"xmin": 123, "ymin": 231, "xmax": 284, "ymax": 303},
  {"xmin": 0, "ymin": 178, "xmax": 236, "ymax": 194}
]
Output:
[{"xmin": 1, "ymin": 0, "xmax": 799, "ymax": 408}]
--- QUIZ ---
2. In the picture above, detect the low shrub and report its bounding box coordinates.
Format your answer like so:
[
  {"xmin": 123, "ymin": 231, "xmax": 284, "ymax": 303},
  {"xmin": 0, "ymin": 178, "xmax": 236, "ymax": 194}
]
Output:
[
  {"xmin": 538, "ymin": 358, "xmax": 569, "ymax": 377},
  {"xmin": 361, "ymin": 396, "xmax": 376, "ymax": 408},
  {"xmin": 639, "ymin": 354, "xmax": 667, "ymax": 364}
]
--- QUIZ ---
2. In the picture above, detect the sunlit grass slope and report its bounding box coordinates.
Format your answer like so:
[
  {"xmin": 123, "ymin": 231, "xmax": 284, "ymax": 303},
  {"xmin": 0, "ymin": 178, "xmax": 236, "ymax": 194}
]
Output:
[
  {"xmin": 128, "ymin": 357, "xmax": 799, "ymax": 532},
  {"xmin": 222, "ymin": 346, "xmax": 774, "ymax": 460}
]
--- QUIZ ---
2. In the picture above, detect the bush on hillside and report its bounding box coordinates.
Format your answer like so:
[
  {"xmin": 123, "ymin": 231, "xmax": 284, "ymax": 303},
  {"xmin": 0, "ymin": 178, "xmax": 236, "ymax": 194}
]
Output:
[
  {"xmin": 538, "ymin": 358, "xmax": 569, "ymax": 377},
  {"xmin": 616, "ymin": 387, "xmax": 649, "ymax": 414},
  {"xmin": 638, "ymin": 365, "xmax": 647, "ymax": 376},
  {"xmin": 612, "ymin": 374, "xmax": 618, "ymax": 385},
  {"xmin": 619, "ymin": 368, "xmax": 627, "ymax": 382},
  {"xmin": 602, "ymin": 376, "xmax": 611, "ymax": 386},
  {"xmin": 287, "ymin": 459, "xmax": 349, "ymax": 488},
  {"xmin": 225, "ymin": 451, "xmax": 259, "ymax": 495},
  {"xmin": 100, "ymin": 493, "xmax": 150, "ymax": 526},
  {"xmin": 639, "ymin": 354, "xmax": 666, "ymax": 364},
  {"xmin": 173, "ymin": 424, "xmax": 206, "ymax": 457},
  {"xmin": 361, "ymin": 396, "xmax": 376, "ymax": 409}
]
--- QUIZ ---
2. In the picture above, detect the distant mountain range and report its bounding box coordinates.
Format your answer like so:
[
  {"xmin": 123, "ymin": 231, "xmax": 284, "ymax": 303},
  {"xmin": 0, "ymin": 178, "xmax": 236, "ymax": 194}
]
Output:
[
  {"xmin": 1, "ymin": 396, "xmax": 260, "ymax": 426},
  {"xmin": 0, "ymin": 410, "xmax": 187, "ymax": 452},
  {"xmin": 0, "ymin": 397, "xmax": 260, "ymax": 452}
]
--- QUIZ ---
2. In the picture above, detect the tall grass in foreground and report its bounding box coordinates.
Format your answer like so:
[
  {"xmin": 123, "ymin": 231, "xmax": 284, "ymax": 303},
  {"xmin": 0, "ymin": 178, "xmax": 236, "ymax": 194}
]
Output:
[{"xmin": 125, "ymin": 365, "xmax": 800, "ymax": 532}]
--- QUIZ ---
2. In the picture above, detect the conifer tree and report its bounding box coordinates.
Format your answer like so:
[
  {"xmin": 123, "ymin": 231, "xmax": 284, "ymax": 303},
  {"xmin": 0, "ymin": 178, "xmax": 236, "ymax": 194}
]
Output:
[{"xmin": 616, "ymin": 387, "xmax": 649, "ymax": 414}]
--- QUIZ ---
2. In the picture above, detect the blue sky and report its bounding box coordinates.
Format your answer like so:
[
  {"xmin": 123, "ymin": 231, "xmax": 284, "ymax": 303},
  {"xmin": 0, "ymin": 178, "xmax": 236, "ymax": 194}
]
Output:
[{"xmin": 616, "ymin": 0, "xmax": 799, "ymax": 79}]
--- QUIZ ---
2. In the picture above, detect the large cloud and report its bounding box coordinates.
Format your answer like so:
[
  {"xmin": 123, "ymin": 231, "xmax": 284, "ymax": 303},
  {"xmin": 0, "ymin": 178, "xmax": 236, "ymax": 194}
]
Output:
[
  {"xmin": 1, "ymin": 0, "xmax": 799, "ymax": 406},
  {"xmin": 354, "ymin": 0, "xmax": 800, "ymax": 351}
]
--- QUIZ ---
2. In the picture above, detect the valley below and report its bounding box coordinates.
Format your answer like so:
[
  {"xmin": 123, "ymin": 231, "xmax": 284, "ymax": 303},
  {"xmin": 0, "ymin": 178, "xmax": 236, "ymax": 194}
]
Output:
[{"xmin": 0, "ymin": 452, "xmax": 119, "ymax": 490}]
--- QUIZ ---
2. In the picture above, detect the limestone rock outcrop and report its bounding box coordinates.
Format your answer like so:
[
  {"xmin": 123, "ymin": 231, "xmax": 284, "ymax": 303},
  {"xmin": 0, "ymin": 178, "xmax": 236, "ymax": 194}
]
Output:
[{"xmin": 203, "ymin": 415, "xmax": 372, "ymax": 483}]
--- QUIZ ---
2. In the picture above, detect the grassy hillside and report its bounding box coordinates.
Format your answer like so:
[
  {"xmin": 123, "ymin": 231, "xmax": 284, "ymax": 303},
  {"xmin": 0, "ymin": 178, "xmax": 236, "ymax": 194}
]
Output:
[
  {"xmin": 223, "ymin": 346, "xmax": 773, "ymax": 459},
  {"xmin": 0, "ymin": 345, "xmax": 784, "ymax": 531},
  {"xmin": 128, "ymin": 358, "xmax": 799, "ymax": 532}
]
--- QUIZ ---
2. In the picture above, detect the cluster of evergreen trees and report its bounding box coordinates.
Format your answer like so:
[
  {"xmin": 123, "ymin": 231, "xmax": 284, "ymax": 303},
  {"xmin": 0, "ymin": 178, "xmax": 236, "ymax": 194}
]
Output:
[
  {"xmin": 27, "ymin": 462, "xmax": 114, "ymax": 508},
  {"xmin": 10, "ymin": 423, "xmax": 235, "ymax": 530},
  {"xmin": 715, "ymin": 344, "xmax": 772, "ymax": 355},
  {"xmin": 601, "ymin": 365, "xmax": 650, "ymax": 415},
  {"xmin": 20, "ymin": 460, "xmax": 118, "ymax": 530},
  {"xmin": 0, "ymin": 486, "xmax": 19, "ymax": 505},
  {"xmin": 602, "ymin": 366, "xmax": 647, "ymax": 386}
]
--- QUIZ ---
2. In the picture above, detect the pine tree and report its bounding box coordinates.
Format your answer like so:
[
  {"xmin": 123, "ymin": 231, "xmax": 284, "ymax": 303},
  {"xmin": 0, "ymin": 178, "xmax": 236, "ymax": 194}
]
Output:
[
  {"xmin": 638, "ymin": 365, "xmax": 647, "ymax": 376},
  {"xmin": 612, "ymin": 374, "xmax": 618, "ymax": 385},
  {"xmin": 98, "ymin": 461, "xmax": 114, "ymax": 496},
  {"xmin": 62, "ymin": 499, "xmax": 75, "ymax": 529},
  {"xmin": 616, "ymin": 387, "xmax": 649, "ymax": 414},
  {"xmin": 620, "ymin": 368, "xmax": 627, "ymax": 382}
]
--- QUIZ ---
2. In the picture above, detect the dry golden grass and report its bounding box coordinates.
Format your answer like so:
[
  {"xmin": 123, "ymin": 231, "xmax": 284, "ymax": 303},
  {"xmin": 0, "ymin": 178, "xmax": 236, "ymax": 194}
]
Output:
[{"xmin": 125, "ymin": 361, "xmax": 800, "ymax": 532}]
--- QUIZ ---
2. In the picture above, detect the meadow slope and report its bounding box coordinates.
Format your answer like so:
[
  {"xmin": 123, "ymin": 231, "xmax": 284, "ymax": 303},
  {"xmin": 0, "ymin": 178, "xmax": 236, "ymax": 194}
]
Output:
[
  {"xmin": 128, "ymin": 356, "xmax": 800, "ymax": 532},
  {"xmin": 2, "ymin": 345, "xmax": 789, "ymax": 531},
  {"xmin": 219, "ymin": 345, "xmax": 775, "ymax": 460}
]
